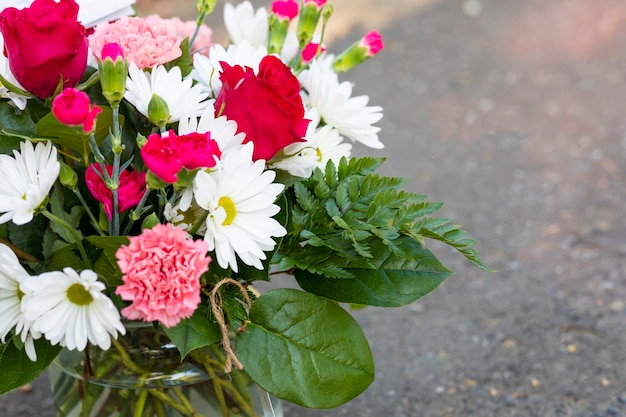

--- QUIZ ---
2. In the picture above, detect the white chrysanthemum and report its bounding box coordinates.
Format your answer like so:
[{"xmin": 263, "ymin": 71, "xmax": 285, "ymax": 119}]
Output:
[
  {"xmin": 124, "ymin": 63, "xmax": 209, "ymax": 123},
  {"xmin": 0, "ymin": 141, "xmax": 60, "ymax": 225},
  {"xmin": 299, "ymin": 57, "xmax": 384, "ymax": 149},
  {"xmin": 192, "ymin": 143, "xmax": 286, "ymax": 272},
  {"xmin": 271, "ymin": 109, "xmax": 352, "ymax": 177},
  {"xmin": 0, "ymin": 36, "xmax": 29, "ymax": 110},
  {"xmin": 0, "ymin": 243, "xmax": 40, "ymax": 361},
  {"xmin": 191, "ymin": 41, "xmax": 268, "ymax": 97},
  {"xmin": 22, "ymin": 268, "xmax": 125, "ymax": 351},
  {"xmin": 224, "ymin": 1, "xmax": 268, "ymax": 47},
  {"xmin": 178, "ymin": 100, "xmax": 246, "ymax": 154},
  {"xmin": 163, "ymin": 201, "xmax": 207, "ymax": 235}
]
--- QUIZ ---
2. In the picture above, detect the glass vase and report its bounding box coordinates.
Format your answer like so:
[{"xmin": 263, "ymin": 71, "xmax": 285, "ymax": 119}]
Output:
[{"xmin": 48, "ymin": 322, "xmax": 282, "ymax": 417}]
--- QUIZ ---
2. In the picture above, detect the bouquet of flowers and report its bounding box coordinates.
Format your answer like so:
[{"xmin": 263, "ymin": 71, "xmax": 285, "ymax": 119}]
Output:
[{"xmin": 0, "ymin": 0, "xmax": 489, "ymax": 415}]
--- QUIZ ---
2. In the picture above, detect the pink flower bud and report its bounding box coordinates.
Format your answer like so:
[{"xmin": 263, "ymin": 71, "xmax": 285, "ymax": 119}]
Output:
[
  {"xmin": 360, "ymin": 30, "xmax": 384, "ymax": 56},
  {"xmin": 101, "ymin": 42, "xmax": 125, "ymax": 61},
  {"xmin": 301, "ymin": 42, "xmax": 325, "ymax": 63},
  {"xmin": 304, "ymin": 0, "xmax": 327, "ymax": 8},
  {"xmin": 52, "ymin": 88, "xmax": 102, "ymax": 133},
  {"xmin": 272, "ymin": 0, "xmax": 299, "ymax": 20}
]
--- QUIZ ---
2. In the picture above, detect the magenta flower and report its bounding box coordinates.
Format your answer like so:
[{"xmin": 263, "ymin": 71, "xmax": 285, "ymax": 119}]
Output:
[
  {"xmin": 85, "ymin": 164, "xmax": 146, "ymax": 220},
  {"xmin": 115, "ymin": 224, "xmax": 211, "ymax": 328},
  {"xmin": 301, "ymin": 42, "xmax": 326, "ymax": 64},
  {"xmin": 141, "ymin": 130, "xmax": 221, "ymax": 183},
  {"xmin": 304, "ymin": 0, "xmax": 327, "ymax": 7},
  {"xmin": 52, "ymin": 88, "xmax": 102, "ymax": 132},
  {"xmin": 272, "ymin": 0, "xmax": 299, "ymax": 20},
  {"xmin": 101, "ymin": 42, "xmax": 125, "ymax": 61},
  {"xmin": 360, "ymin": 30, "xmax": 384, "ymax": 56}
]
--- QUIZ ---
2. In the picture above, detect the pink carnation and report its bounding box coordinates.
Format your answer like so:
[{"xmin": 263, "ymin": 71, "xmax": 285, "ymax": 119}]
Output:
[
  {"xmin": 85, "ymin": 164, "xmax": 146, "ymax": 220},
  {"xmin": 88, "ymin": 15, "xmax": 184, "ymax": 69},
  {"xmin": 168, "ymin": 17, "xmax": 213, "ymax": 55},
  {"xmin": 115, "ymin": 224, "xmax": 211, "ymax": 328}
]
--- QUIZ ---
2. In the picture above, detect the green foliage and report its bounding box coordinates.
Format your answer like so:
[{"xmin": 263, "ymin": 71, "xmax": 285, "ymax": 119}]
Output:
[
  {"xmin": 0, "ymin": 338, "xmax": 61, "ymax": 395},
  {"xmin": 274, "ymin": 156, "xmax": 489, "ymax": 306},
  {"xmin": 236, "ymin": 289, "xmax": 374, "ymax": 408},
  {"xmin": 295, "ymin": 236, "xmax": 452, "ymax": 307},
  {"xmin": 164, "ymin": 305, "xmax": 221, "ymax": 359}
]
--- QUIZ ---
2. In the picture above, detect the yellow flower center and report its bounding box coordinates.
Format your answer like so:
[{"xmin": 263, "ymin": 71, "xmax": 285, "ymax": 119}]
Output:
[
  {"xmin": 316, "ymin": 147, "xmax": 323, "ymax": 162},
  {"xmin": 218, "ymin": 196, "xmax": 237, "ymax": 226},
  {"xmin": 66, "ymin": 283, "xmax": 93, "ymax": 306},
  {"xmin": 17, "ymin": 287, "xmax": 25, "ymax": 302}
]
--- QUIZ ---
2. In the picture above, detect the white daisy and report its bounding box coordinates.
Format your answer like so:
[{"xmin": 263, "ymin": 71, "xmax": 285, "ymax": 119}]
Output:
[
  {"xmin": 0, "ymin": 243, "xmax": 40, "ymax": 361},
  {"xmin": 0, "ymin": 141, "xmax": 60, "ymax": 226},
  {"xmin": 192, "ymin": 143, "xmax": 286, "ymax": 272},
  {"xmin": 0, "ymin": 35, "xmax": 30, "ymax": 110},
  {"xmin": 299, "ymin": 56, "xmax": 384, "ymax": 149},
  {"xmin": 271, "ymin": 109, "xmax": 352, "ymax": 177},
  {"xmin": 21, "ymin": 268, "xmax": 125, "ymax": 351},
  {"xmin": 124, "ymin": 63, "xmax": 209, "ymax": 123},
  {"xmin": 178, "ymin": 100, "xmax": 246, "ymax": 154},
  {"xmin": 191, "ymin": 41, "xmax": 268, "ymax": 97},
  {"xmin": 223, "ymin": 1, "xmax": 268, "ymax": 47}
]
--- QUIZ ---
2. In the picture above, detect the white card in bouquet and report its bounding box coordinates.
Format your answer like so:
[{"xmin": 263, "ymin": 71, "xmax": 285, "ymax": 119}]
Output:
[{"xmin": 0, "ymin": 0, "xmax": 135, "ymax": 27}]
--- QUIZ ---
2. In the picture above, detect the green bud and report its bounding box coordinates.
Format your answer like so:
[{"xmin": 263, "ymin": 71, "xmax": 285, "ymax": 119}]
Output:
[
  {"xmin": 146, "ymin": 170, "xmax": 169, "ymax": 190},
  {"xmin": 99, "ymin": 57, "xmax": 127, "ymax": 108},
  {"xmin": 321, "ymin": 4, "xmax": 334, "ymax": 22},
  {"xmin": 196, "ymin": 0, "xmax": 217, "ymax": 15},
  {"xmin": 147, "ymin": 94, "xmax": 171, "ymax": 127},
  {"xmin": 268, "ymin": 15, "xmax": 291, "ymax": 55},
  {"xmin": 140, "ymin": 213, "xmax": 160, "ymax": 230},
  {"xmin": 296, "ymin": 3, "xmax": 323, "ymax": 48},
  {"xmin": 136, "ymin": 133, "xmax": 148, "ymax": 149},
  {"xmin": 59, "ymin": 162, "xmax": 78, "ymax": 190}
]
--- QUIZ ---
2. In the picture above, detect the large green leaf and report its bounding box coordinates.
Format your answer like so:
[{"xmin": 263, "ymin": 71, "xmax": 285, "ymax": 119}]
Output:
[
  {"xmin": 236, "ymin": 289, "xmax": 374, "ymax": 409},
  {"xmin": 164, "ymin": 304, "xmax": 221, "ymax": 359},
  {"xmin": 295, "ymin": 236, "xmax": 452, "ymax": 307},
  {"xmin": 0, "ymin": 338, "xmax": 61, "ymax": 395}
]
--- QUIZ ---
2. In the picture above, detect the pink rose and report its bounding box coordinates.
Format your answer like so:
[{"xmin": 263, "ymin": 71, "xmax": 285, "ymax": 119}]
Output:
[
  {"xmin": 0, "ymin": 0, "xmax": 88, "ymax": 99},
  {"xmin": 85, "ymin": 164, "xmax": 147, "ymax": 220},
  {"xmin": 52, "ymin": 88, "xmax": 102, "ymax": 132},
  {"xmin": 215, "ymin": 56, "xmax": 309, "ymax": 161},
  {"xmin": 141, "ymin": 130, "xmax": 221, "ymax": 183}
]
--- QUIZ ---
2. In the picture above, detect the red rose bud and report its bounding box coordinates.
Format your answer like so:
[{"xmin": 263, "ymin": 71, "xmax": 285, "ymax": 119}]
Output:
[
  {"xmin": 0, "ymin": 0, "xmax": 88, "ymax": 99},
  {"xmin": 99, "ymin": 43, "xmax": 128, "ymax": 107},
  {"xmin": 301, "ymin": 42, "xmax": 326, "ymax": 64},
  {"xmin": 52, "ymin": 88, "xmax": 102, "ymax": 133},
  {"xmin": 332, "ymin": 30, "xmax": 384, "ymax": 73},
  {"xmin": 216, "ymin": 56, "xmax": 309, "ymax": 161}
]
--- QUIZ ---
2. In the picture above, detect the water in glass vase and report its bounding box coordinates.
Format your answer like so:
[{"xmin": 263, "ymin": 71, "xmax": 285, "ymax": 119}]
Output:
[{"xmin": 48, "ymin": 322, "xmax": 282, "ymax": 417}]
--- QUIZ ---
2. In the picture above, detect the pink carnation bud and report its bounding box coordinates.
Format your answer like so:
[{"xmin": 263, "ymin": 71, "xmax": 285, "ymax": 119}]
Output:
[
  {"xmin": 360, "ymin": 30, "xmax": 384, "ymax": 56},
  {"xmin": 52, "ymin": 88, "xmax": 102, "ymax": 133},
  {"xmin": 301, "ymin": 42, "xmax": 325, "ymax": 63},
  {"xmin": 101, "ymin": 42, "xmax": 125, "ymax": 61},
  {"xmin": 304, "ymin": 0, "xmax": 327, "ymax": 7},
  {"xmin": 272, "ymin": 0, "xmax": 299, "ymax": 20}
]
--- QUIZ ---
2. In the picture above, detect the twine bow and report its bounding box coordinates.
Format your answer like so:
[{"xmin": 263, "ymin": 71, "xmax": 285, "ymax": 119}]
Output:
[{"xmin": 209, "ymin": 278, "xmax": 253, "ymax": 373}]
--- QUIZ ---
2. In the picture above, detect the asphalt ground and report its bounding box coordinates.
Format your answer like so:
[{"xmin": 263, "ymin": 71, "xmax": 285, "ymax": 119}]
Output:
[{"xmin": 2, "ymin": 0, "xmax": 626, "ymax": 416}]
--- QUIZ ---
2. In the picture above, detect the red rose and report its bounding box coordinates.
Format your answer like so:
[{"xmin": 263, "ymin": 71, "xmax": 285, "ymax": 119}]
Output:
[
  {"xmin": 215, "ymin": 55, "xmax": 309, "ymax": 161},
  {"xmin": 0, "ymin": 0, "xmax": 88, "ymax": 99}
]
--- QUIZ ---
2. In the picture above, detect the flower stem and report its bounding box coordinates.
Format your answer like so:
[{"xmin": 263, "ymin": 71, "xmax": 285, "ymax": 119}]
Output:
[
  {"xmin": 73, "ymin": 189, "xmax": 105, "ymax": 235},
  {"xmin": 133, "ymin": 389, "xmax": 149, "ymax": 417},
  {"xmin": 111, "ymin": 106, "xmax": 123, "ymax": 236},
  {"xmin": 40, "ymin": 209, "xmax": 91, "ymax": 268}
]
